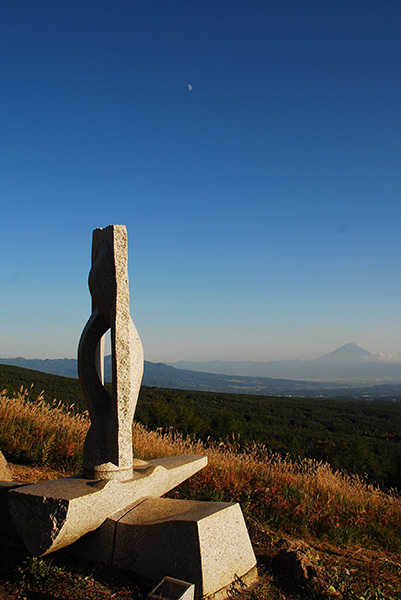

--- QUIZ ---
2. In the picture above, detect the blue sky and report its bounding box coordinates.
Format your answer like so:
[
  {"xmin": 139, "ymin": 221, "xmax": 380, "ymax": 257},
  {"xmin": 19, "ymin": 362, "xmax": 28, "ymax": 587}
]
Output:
[{"xmin": 2, "ymin": 0, "xmax": 401, "ymax": 362}]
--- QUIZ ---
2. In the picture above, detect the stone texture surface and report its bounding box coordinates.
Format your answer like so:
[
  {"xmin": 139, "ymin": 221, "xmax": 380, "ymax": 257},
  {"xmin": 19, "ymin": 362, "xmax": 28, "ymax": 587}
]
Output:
[
  {"xmin": 0, "ymin": 451, "xmax": 12, "ymax": 481},
  {"xmin": 8, "ymin": 455, "xmax": 207, "ymax": 556},
  {"xmin": 78, "ymin": 225, "xmax": 144, "ymax": 481},
  {"xmin": 0, "ymin": 482, "xmax": 26, "ymax": 550},
  {"xmin": 71, "ymin": 497, "xmax": 257, "ymax": 598}
]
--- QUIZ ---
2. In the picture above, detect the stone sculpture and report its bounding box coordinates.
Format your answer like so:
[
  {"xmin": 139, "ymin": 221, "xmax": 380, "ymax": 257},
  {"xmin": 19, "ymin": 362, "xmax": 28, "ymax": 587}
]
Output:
[
  {"xmin": 5, "ymin": 225, "xmax": 257, "ymax": 598},
  {"xmin": 8, "ymin": 225, "xmax": 206, "ymax": 555},
  {"xmin": 78, "ymin": 225, "xmax": 143, "ymax": 481}
]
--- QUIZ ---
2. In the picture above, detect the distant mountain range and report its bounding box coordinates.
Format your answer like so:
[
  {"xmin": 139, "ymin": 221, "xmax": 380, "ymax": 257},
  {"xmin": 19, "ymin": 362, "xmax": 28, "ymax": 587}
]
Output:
[
  {"xmin": 169, "ymin": 343, "xmax": 401, "ymax": 383},
  {"xmin": 2, "ymin": 344, "xmax": 401, "ymax": 399}
]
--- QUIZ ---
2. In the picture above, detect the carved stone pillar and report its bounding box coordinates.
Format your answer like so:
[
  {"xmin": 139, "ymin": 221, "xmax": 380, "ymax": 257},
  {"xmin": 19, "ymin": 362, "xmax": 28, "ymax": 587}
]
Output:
[{"xmin": 78, "ymin": 225, "xmax": 144, "ymax": 481}]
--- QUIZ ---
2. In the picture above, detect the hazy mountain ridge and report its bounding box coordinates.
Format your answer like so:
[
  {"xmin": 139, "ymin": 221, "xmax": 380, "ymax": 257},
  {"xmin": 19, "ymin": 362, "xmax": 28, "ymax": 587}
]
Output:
[
  {"xmin": 170, "ymin": 343, "xmax": 401, "ymax": 382},
  {"xmin": 2, "ymin": 343, "xmax": 401, "ymax": 399},
  {"xmin": 0, "ymin": 357, "xmax": 79, "ymax": 377}
]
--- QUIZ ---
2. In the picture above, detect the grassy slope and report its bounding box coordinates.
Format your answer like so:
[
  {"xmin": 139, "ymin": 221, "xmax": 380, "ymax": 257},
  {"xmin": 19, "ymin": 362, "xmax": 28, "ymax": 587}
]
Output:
[
  {"xmin": 1, "ymin": 363, "xmax": 401, "ymax": 490},
  {"xmin": 1, "ymin": 390, "xmax": 401, "ymax": 599},
  {"xmin": 1, "ymin": 381, "xmax": 401, "ymax": 598}
]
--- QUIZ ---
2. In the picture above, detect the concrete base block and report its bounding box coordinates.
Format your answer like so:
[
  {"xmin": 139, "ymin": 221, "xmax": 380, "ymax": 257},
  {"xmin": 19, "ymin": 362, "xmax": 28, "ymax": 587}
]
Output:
[{"xmin": 71, "ymin": 497, "xmax": 258, "ymax": 598}]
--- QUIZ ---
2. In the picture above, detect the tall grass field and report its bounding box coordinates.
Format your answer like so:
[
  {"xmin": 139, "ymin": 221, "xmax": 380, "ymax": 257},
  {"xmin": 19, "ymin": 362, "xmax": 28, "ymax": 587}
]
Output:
[{"xmin": 1, "ymin": 386, "xmax": 401, "ymax": 599}]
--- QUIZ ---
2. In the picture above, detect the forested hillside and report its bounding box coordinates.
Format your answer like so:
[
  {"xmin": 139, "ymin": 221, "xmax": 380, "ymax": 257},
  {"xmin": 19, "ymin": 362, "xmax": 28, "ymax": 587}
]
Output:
[{"xmin": 1, "ymin": 363, "xmax": 400, "ymax": 490}]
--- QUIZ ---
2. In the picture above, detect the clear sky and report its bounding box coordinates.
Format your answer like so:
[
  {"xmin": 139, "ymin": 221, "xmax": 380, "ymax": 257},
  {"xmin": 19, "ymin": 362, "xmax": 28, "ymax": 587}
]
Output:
[{"xmin": 1, "ymin": 0, "xmax": 401, "ymax": 362}]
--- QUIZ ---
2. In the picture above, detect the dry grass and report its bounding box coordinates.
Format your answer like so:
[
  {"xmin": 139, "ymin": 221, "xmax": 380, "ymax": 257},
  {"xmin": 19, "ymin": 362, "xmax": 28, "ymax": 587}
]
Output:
[
  {"xmin": 131, "ymin": 424, "xmax": 401, "ymax": 549},
  {"xmin": 1, "ymin": 388, "xmax": 401, "ymax": 551},
  {"xmin": 0, "ymin": 387, "xmax": 87, "ymax": 471}
]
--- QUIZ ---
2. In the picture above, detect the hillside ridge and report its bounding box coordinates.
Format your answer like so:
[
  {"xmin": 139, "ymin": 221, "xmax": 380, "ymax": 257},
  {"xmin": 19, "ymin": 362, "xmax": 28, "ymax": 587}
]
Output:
[{"xmin": 3, "ymin": 347, "xmax": 401, "ymax": 397}]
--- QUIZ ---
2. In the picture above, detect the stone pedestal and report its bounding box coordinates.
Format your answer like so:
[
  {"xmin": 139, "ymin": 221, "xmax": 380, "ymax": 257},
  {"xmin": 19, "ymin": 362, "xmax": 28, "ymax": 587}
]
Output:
[
  {"xmin": 70, "ymin": 497, "xmax": 258, "ymax": 599},
  {"xmin": 8, "ymin": 455, "xmax": 207, "ymax": 556}
]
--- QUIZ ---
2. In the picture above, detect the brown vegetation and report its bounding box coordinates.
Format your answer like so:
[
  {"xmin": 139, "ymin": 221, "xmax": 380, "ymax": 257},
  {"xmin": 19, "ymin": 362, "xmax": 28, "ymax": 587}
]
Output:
[{"xmin": 1, "ymin": 388, "xmax": 401, "ymax": 598}]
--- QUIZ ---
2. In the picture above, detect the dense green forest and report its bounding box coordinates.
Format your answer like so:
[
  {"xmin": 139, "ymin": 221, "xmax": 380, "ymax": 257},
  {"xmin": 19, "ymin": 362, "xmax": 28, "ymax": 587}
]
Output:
[{"xmin": 1, "ymin": 363, "xmax": 401, "ymax": 490}]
